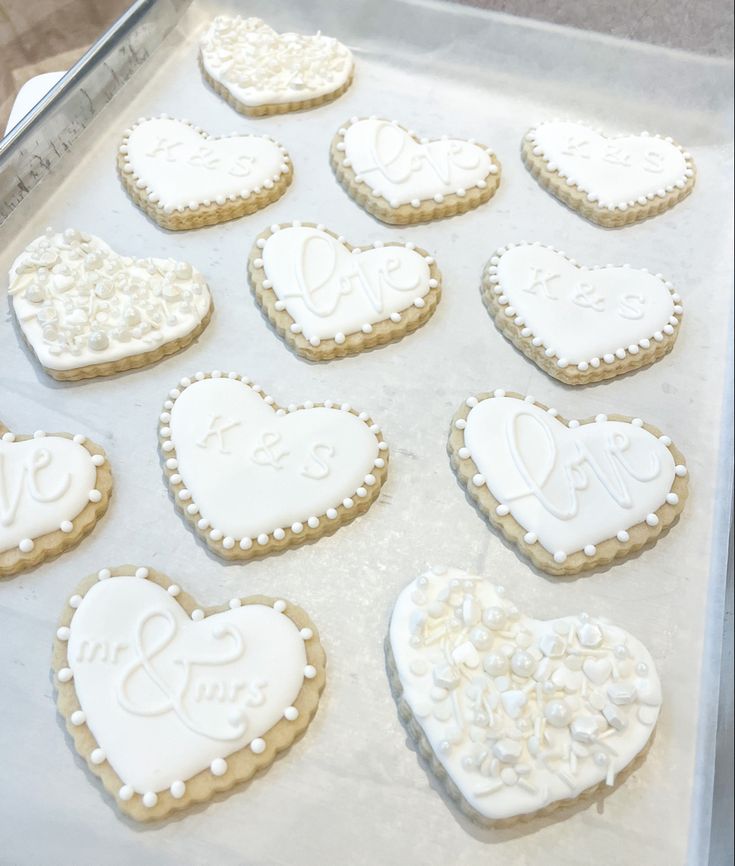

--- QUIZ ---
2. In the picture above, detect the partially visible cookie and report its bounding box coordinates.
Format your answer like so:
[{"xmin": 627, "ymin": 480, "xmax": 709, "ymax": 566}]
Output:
[
  {"xmin": 448, "ymin": 390, "xmax": 688, "ymax": 575},
  {"xmin": 53, "ymin": 566, "xmax": 325, "ymax": 820},
  {"xmin": 481, "ymin": 242, "xmax": 683, "ymax": 384},
  {"xmin": 248, "ymin": 222, "xmax": 442, "ymax": 360},
  {"xmin": 118, "ymin": 116, "xmax": 292, "ymax": 229},
  {"xmin": 200, "ymin": 16, "xmax": 354, "ymax": 116},
  {"xmin": 0, "ymin": 423, "xmax": 111, "ymax": 577},
  {"xmin": 522, "ymin": 120, "xmax": 695, "ymax": 227},
  {"xmin": 159, "ymin": 371, "xmax": 389, "ymax": 559},
  {"xmin": 331, "ymin": 117, "xmax": 501, "ymax": 225},
  {"xmin": 387, "ymin": 566, "xmax": 662, "ymax": 826},
  {"xmin": 8, "ymin": 229, "xmax": 212, "ymax": 380}
]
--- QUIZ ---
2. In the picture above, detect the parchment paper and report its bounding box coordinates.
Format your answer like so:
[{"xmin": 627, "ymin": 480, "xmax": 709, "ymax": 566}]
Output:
[{"xmin": 0, "ymin": 1, "xmax": 732, "ymax": 864}]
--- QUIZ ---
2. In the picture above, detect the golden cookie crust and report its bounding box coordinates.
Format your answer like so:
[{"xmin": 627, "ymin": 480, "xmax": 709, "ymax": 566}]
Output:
[
  {"xmin": 53, "ymin": 565, "xmax": 326, "ymax": 821},
  {"xmin": 247, "ymin": 222, "xmax": 442, "ymax": 360},
  {"xmin": 448, "ymin": 391, "xmax": 688, "ymax": 576}
]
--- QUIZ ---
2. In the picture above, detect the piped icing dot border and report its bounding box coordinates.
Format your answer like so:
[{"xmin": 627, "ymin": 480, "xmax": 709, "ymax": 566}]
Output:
[
  {"xmin": 481, "ymin": 242, "xmax": 683, "ymax": 384},
  {"xmin": 117, "ymin": 115, "xmax": 293, "ymax": 229},
  {"xmin": 521, "ymin": 120, "xmax": 696, "ymax": 227},
  {"xmin": 330, "ymin": 116, "xmax": 502, "ymax": 225},
  {"xmin": 158, "ymin": 371, "xmax": 389, "ymax": 560},
  {"xmin": 52, "ymin": 565, "xmax": 325, "ymax": 821},
  {"xmin": 0, "ymin": 424, "xmax": 112, "ymax": 577},
  {"xmin": 448, "ymin": 391, "xmax": 688, "ymax": 576},
  {"xmin": 247, "ymin": 221, "xmax": 442, "ymax": 360}
]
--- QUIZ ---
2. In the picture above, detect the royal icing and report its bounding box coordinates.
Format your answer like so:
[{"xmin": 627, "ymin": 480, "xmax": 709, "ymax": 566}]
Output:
[
  {"xmin": 200, "ymin": 16, "xmax": 353, "ymax": 108},
  {"xmin": 337, "ymin": 118, "xmax": 497, "ymax": 208},
  {"xmin": 0, "ymin": 430, "xmax": 104, "ymax": 555},
  {"xmin": 389, "ymin": 567, "xmax": 662, "ymax": 821},
  {"xmin": 61, "ymin": 571, "xmax": 313, "ymax": 799},
  {"xmin": 8, "ymin": 229, "xmax": 211, "ymax": 373},
  {"xmin": 526, "ymin": 121, "xmax": 694, "ymax": 211},
  {"xmin": 458, "ymin": 393, "xmax": 684, "ymax": 562},
  {"xmin": 120, "ymin": 117, "xmax": 291, "ymax": 213},
  {"xmin": 255, "ymin": 224, "xmax": 436, "ymax": 343},
  {"xmin": 486, "ymin": 243, "xmax": 682, "ymax": 370},
  {"xmin": 161, "ymin": 373, "xmax": 386, "ymax": 548}
]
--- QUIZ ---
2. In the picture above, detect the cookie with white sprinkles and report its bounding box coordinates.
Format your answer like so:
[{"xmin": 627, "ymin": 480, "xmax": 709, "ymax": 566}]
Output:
[{"xmin": 387, "ymin": 566, "xmax": 662, "ymax": 825}]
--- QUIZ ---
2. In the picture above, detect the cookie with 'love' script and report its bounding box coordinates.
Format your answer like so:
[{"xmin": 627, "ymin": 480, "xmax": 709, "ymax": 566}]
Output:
[
  {"xmin": 331, "ymin": 117, "xmax": 501, "ymax": 225},
  {"xmin": 0, "ymin": 422, "xmax": 111, "ymax": 577},
  {"xmin": 118, "ymin": 117, "xmax": 292, "ymax": 229},
  {"xmin": 448, "ymin": 391, "xmax": 688, "ymax": 575},
  {"xmin": 522, "ymin": 120, "xmax": 695, "ymax": 227},
  {"xmin": 482, "ymin": 242, "xmax": 683, "ymax": 383},
  {"xmin": 248, "ymin": 222, "xmax": 441, "ymax": 360},
  {"xmin": 387, "ymin": 566, "xmax": 661, "ymax": 825},
  {"xmin": 53, "ymin": 566, "xmax": 325, "ymax": 820},
  {"xmin": 159, "ymin": 371, "xmax": 388, "ymax": 559}
]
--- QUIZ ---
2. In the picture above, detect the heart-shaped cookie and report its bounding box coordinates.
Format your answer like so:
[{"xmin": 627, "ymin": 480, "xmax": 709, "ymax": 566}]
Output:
[
  {"xmin": 0, "ymin": 423, "xmax": 111, "ymax": 576},
  {"xmin": 331, "ymin": 117, "xmax": 501, "ymax": 225},
  {"xmin": 160, "ymin": 372, "xmax": 388, "ymax": 559},
  {"xmin": 9, "ymin": 229, "xmax": 212, "ymax": 380},
  {"xmin": 387, "ymin": 567, "xmax": 661, "ymax": 825},
  {"xmin": 522, "ymin": 120, "xmax": 695, "ymax": 227},
  {"xmin": 53, "ymin": 566, "xmax": 325, "ymax": 820},
  {"xmin": 448, "ymin": 391, "xmax": 688, "ymax": 575},
  {"xmin": 200, "ymin": 16, "xmax": 354, "ymax": 116},
  {"xmin": 482, "ymin": 242, "xmax": 683, "ymax": 384},
  {"xmin": 118, "ymin": 117, "xmax": 292, "ymax": 229},
  {"xmin": 248, "ymin": 222, "xmax": 442, "ymax": 360}
]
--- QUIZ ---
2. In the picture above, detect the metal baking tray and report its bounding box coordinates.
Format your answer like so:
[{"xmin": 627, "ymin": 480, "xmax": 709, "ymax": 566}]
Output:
[{"xmin": 0, "ymin": 1, "xmax": 732, "ymax": 864}]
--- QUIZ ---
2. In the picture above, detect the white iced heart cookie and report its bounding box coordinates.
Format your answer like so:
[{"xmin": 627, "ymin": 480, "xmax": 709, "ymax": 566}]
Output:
[
  {"xmin": 118, "ymin": 117, "xmax": 292, "ymax": 229},
  {"xmin": 249, "ymin": 222, "xmax": 442, "ymax": 360},
  {"xmin": 482, "ymin": 243, "xmax": 683, "ymax": 384},
  {"xmin": 53, "ymin": 567, "xmax": 324, "ymax": 820},
  {"xmin": 388, "ymin": 567, "xmax": 662, "ymax": 824},
  {"xmin": 8, "ymin": 229, "xmax": 212, "ymax": 380},
  {"xmin": 200, "ymin": 16, "xmax": 354, "ymax": 116},
  {"xmin": 449, "ymin": 391, "xmax": 688, "ymax": 575},
  {"xmin": 522, "ymin": 121, "xmax": 695, "ymax": 227},
  {"xmin": 331, "ymin": 117, "xmax": 501, "ymax": 225},
  {"xmin": 0, "ymin": 424, "xmax": 111, "ymax": 577},
  {"xmin": 160, "ymin": 372, "xmax": 388, "ymax": 559}
]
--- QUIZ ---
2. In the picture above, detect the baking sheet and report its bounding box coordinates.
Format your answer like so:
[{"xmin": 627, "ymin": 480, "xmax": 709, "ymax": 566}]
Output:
[{"xmin": 0, "ymin": 1, "xmax": 732, "ymax": 864}]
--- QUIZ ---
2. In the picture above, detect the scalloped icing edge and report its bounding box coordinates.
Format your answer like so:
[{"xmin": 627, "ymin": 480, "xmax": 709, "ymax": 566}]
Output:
[
  {"xmin": 384, "ymin": 638, "xmax": 655, "ymax": 827},
  {"xmin": 247, "ymin": 221, "xmax": 443, "ymax": 360},
  {"xmin": 199, "ymin": 53, "xmax": 354, "ymax": 117},
  {"xmin": 0, "ymin": 425, "xmax": 112, "ymax": 577},
  {"xmin": 447, "ymin": 391, "xmax": 688, "ymax": 576},
  {"xmin": 481, "ymin": 243, "xmax": 683, "ymax": 385},
  {"xmin": 159, "ymin": 371, "xmax": 389, "ymax": 560},
  {"xmin": 521, "ymin": 122, "xmax": 696, "ymax": 228},
  {"xmin": 52, "ymin": 565, "xmax": 326, "ymax": 821},
  {"xmin": 330, "ymin": 117, "xmax": 502, "ymax": 226},
  {"xmin": 117, "ymin": 115, "xmax": 293, "ymax": 230}
]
